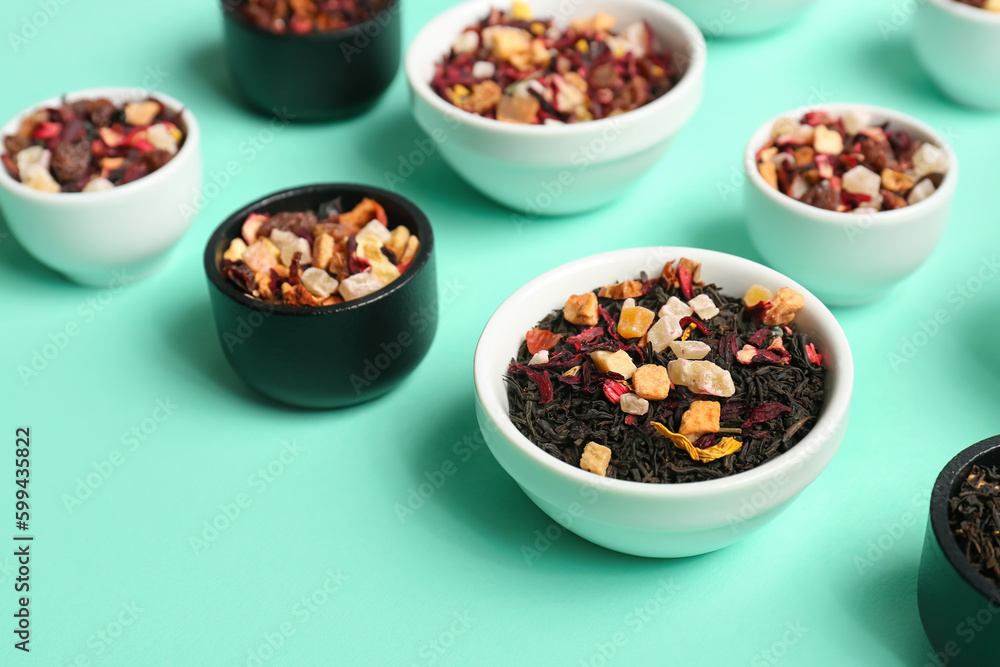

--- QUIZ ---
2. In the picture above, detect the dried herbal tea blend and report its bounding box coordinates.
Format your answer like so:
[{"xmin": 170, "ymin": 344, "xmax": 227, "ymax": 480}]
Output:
[
  {"xmin": 221, "ymin": 197, "xmax": 419, "ymax": 307},
  {"xmin": 950, "ymin": 464, "xmax": 1000, "ymax": 589},
  {"xmin": 505, "ymin": 259, "xmax": 827, "ymax": 483},
  {"xmin": 431, "ymin": 2, "xmax": 680, "ymax": 125},
  {"xmin": 755, "ymin": 110, "xmax": 950, "ymax": 214},
  {"xmin": 952, "ymin": 0, "xmax": 1000, "ymax": 11},
  {"xmin": 236, "ymin": 0, "xmax": 388, "ymax": 34},
  {"xmin": 2, "ymin": 97, "xmax": 185, "ymax": 194}
]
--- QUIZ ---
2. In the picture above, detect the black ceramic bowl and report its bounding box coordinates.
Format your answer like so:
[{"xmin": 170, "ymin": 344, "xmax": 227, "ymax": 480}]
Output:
[
  {"xmin": 919, "ymin": 435, "xmax": 1000, "ymax": 667},
  {"xmin": 204, "ymin": 183, "xmax": 437, "ymax": 408},
  {"xmin": 220, "ymin": 0, "xmax": 401, "ymax": 121}
]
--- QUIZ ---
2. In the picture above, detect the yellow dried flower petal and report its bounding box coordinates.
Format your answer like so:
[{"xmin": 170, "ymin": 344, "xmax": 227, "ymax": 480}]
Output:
[
  {"xmin": 680, "ymin": 323, "xmax": 698, "ymax": 341},
  {"xmin": 651, "ymin": 423, "xmax": 743, "ymax": 463}
]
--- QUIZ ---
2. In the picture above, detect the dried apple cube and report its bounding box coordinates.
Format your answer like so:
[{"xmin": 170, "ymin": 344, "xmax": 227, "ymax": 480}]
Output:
[
  {"xmin": 632, "ymin": 364, "xmax": 670, "ymax": 401},
  {"xmin": 580, "ymin": 442, "xmax": 612, "ymax": 476},
  {"xmin": 679, "ymin": 401, "xmax": 721, "ymax": 439},
  {"xmin": 590, "ymin": 350, "xmax": 637, "ymax": 380},
  {"xmin": 564, "ymin": 293, "xmax": 599, "ymax": 326},
  {"xmin": 617, "ymin": 306, "xmax": 655, "ymax": 339}
]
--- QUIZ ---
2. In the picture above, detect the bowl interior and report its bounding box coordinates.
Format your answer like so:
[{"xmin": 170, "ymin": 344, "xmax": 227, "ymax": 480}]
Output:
[
  {"xmin": 204, "ymin": 183, "xmax": 433, "ymax": 316},
  {"xmin": 474, "ymin": 246, "xmax": 854, "ymax": 497},
  {"xmin": 931, "ymin": 436, "xmax": 1000, "ymax": 603},
  {"xmin": 406, "ymin": 0, "xmax": 705, "ymax": 134},
  {"xmin": 744, "ymin": 103, "xmax": 959, "ymax": 226}
]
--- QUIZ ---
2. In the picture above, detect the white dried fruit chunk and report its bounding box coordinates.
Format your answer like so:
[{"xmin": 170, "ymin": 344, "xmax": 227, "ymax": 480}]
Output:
[
  {"xmin": 771, "ymin": 116, "xmax": 799, "ymax": 138},
  {"xmin": 223, "ymin": 238, "xmax": 247, "ymax": 262},
  {"xmin": 17, "ymin": 145, "xmax": 50, "ymax": 175},
  {"xmin": 82, "ymin": 177, "xmax": 114, "ymax": 193},
  {"xmin": 580, "ymin": 442, "xmax": 611, "ymax": 476},
  {"xmin": 589, "ymin": 350, "xmax": 637, "ymax": 380},
  {"xmin": 452, "ymin": 30, "xmax": 480, "ymax": 54},
  {"xmin": 339, "ymin": 272, "xmax": 382, "ymax": 301},
  {"xmin": 912, "ymin": 143, "xmax": 949, "ymax": 179},
  {"xmin": 669, "ymin": 340, "xmax": 711, "ymax": 360},
  {"xmin": 647, "ymin": 315, "xmax": 683, "ymax": 353},
  {"xmin": 301, "ymin": 267, "xmax": 339, "ymax": 299},
  {"xmin": 270, "ymin": 229, "xmax": 298, "ymax": 247},
  {"xmin": 146, "ymin": 123, "xmax": 178, "ymax": 155},
  {"xmin": 842, "ymin": 109, "xmax": 870, "ymax": 136},
  {"xmin": 472, "ymin": 61, "xmax": 496, "ymax": 78},
  {"xmin": 667, "ymin": 360, "xmax": 735, "ymax": 398},
  {"xmin": 280, "ymin": 237, "xmax": 312, "ymax": 267},
  {"xmin": 659, "ymin": 296, "xmax": 692, "ymax": 319},
  {"xmin": 124, "ymin": 100, "xmax": 161, "ymax": 126},
  {"xmin": 356, "ymin": 220, "xmax": 392, "ymax": 243},
  {"xmin": 528, "ymin": 350, "xmax": 549, "ymax": 366},
  {"xmin": 842, "ymin": 165, "xmax": 882, "ymax": 198},
  {"xmin": 620, "ymin": 393, "xmax": 649, "ymax": 416},
  {"xmin": 908, "ymin": 178, "xmax": 937, "ymax": 206},
  {"xmin": 688, "ymin": 294, "xmax": 720, "ymax": 320},
  {"xmin": 813, "ymin": 125, "xmax": 844, "ymax": 155},
  {"xmin": 242, "ymin": 240, "xmax": 278, "ymax": 273}
]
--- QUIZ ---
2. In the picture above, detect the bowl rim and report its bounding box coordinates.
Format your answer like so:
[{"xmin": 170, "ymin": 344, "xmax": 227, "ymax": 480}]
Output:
[
  {"xmin": 924, "ymin": 0, "xmax": 1000, "ymax": 24},
  {"xmin": 0, "ymin": 87, "xmax": 200, "ymax": 203},
  {"xmin": 743, "ymin": 102, "xmax": 959, "ymax": 229},
  {"xmin": 474, "ymin": 246, "xmax": 855, "ymax": 499},
  {"xmin": 203, "ymin": 183, "xmax": 434, "ymax": 317},
  {"xmin": 219, "ymin": 0, "xmax": 402, "ymax": 39},
  {"xmin": 929, "ymin": 435, "xmax": 1000, "ymax": 603},
  {"xmin": 404, "ymin": 0, "xmax": 707, "ymax": 138}
]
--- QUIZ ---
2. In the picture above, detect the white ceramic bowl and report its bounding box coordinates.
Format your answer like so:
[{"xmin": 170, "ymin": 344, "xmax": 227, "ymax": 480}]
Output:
[
  {"xmin": 914, "ymin": 0, "xmax": 1000, "ymax": 110},
  {"xmin": 668, "ymin": 0, "xmax": 819, "ymax": 37},
  {"xmin": 474, "ymin": 247, "xmax": 853, "ymax": 558},
  {"xmin": 0, "ymin": 87, "xmax": 202, "ymax": 286},
  {"xmin": 405, "ymin": 0, "xmax": 705, "ymax": 215},
  {"xmin": 744, "ymin": 103, "xmax": 958, "ymax": 307}
]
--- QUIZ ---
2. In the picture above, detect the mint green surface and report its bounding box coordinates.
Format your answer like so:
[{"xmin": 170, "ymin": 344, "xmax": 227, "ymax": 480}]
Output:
[{"xmin": 2, "ymin": 0, "xmax": 998, "ymax": 664}]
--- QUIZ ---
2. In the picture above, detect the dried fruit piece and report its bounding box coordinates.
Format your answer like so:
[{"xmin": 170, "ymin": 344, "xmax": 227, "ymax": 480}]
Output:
[
  {"xmin": 687, "ymin": 294, "xmax": 719, "ymax": 321},
  {"xmin": 598, "ymin": 280, "xmax": 643, "ymax": 300},
  {"xmin": 668, "ymin": 340, "xmax": 711, "ymax": 360},
  {"xmin": 564, "ymin": 293, "xmax": 599, "ymax": 326},
  {"xmin": 301, "ymin": 267, "xmax": 339, "ymax": 299},
  {"xmin": 632, "ymin": 364, "xmax": 670, "ymax": 401},
  {"xmin": 526, "ymin": 329, "xmax": 563, "ymax": 355},
  {"xmin": 679, "ymin": 401, "xmax": 721, "ymax": 440},
  {"xmin": 667, "ymin": 360, "xmax": 735, "ymax": 398},
  {"xmin": 743, "ymin": 285, "xmax": 774, "ymax": 308},
  {"xmin": 338, "ymin": 272, "xmax": 382, "ymax": 301},
  {"xmin": 590, "ymin": 350, "xmax": 637, "ymax": 380},
  {"xmin": 620, "ymin": 393, "xmax": 649, "ymax": 416},
  {"xmin": 881, "ymin": 168, "xmax": 915, "ymax": 192},
  {"xmin": 762, "ymin": 288, "xmax": 805, "ymax": 327},
  {"xmin": 647, "ymin": 315, "xmax": 682, "ymax": 353},
  {"xmin": 528, "ymin": 350, "xmax": 549, "ymax": 366},
  {"xmin": 580, "ymin": 442, "xmax": 612, "ymax": 476},
  {"xmin": 617, "ymin": 305, "xmax": 655, "ymax": 339}
]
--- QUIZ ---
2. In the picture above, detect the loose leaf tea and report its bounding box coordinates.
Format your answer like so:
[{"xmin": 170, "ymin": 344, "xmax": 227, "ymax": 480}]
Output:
[
  {"xmin": 432, "ymin": 2, "xmax": 680, "ymax": 124},
  {"xmin": 755, "ymin": 110, "xmax": 950, "ymax": 213},
  {"xmin": 505, "ymin": 259, "xmax": 827, "ymax": 484},
  {"xmin": 950, "ymin": 465, "xmax": 1000, "ymax": 588},
  {"xmin": 236, "ymin": 0, "xmax": 389, "ymax": 34},
  {"xmin": 221, "ymin": 197, "xmax": 418, "ymax": 307},
  {"xmin": 2, "ymin": 97, "xmax": 186, "ymax": 193}
]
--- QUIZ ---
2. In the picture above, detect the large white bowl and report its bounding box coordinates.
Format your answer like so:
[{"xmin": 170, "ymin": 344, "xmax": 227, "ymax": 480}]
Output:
[
  {"xmin": 0, "ymin": 88, "xmax": 202, "ymax": 286},
  {"xmin": 744, "ymin": 103, "xmax": 958, "ymax": 307},
  {"xmin": 914, "ymin": 0, "xmax": 1000, "ymax": 111},
  {"xmin": 405, "ymin": 0, "xmax": 705, "ymax": 216},
  {"xmin": 668, "ymin": 0, "xmax": 820, "ymax": 37},
  {"xmin": 474, "ymin": 247, "xmax": 853, "ymax": 558}
]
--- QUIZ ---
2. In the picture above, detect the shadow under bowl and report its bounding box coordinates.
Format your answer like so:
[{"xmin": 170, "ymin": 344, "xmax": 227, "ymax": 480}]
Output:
[
  {"xmin": 204, "ymin": 183, "xmax": 437, "ymax": 409},
  {"xmin": 919, "ymin": 435, "xmax": 1000, "ymax": 667},
  {"xmin": 220, "ymin": 0, "xmax": 401, "ymax": 121}
]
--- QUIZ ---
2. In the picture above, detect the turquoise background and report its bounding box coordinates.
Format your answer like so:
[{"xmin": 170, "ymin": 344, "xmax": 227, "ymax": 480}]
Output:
[{"xmin": 1, "ymin": 0, "xmax": 999, "ymax": 664}]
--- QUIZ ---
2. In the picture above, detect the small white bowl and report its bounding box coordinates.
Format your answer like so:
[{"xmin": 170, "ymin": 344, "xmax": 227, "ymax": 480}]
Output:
[
  {"xmin": 914, "ymin": 0, "xmax": 1000, "ymax": 110},
  {"xmin": 668, "ymin": 0, "xmax": 820, "ymax": 37},
  {"xmin": 405, "ymin": 0, "xmax": 705, "ymax": 215},
  {"xmin": 473, "ymin": 247, "xmax": 853, "ymax": 558},
  {"xmin": 0, "ymin": 87, "xmax": 202, "ymax": 286},
  {"xmin": 744, "ymin": 103, "xmax": 958, "ymax": 307}
]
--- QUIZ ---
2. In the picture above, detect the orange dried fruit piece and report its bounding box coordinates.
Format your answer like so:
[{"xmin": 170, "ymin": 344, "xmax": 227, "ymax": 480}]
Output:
[
  {"xmin": 598, "ymin": 280, "xmax": 643, "ymax": 300},
  {"xmin": 679, "ymin": 401, "xmax": 721, "ymax": 440},
  {"xmin": 580, "ymin": 442, "xmax": 612, "ymax": 476},
  {"xmin": 617, "ymin": 306, "xmax": 655, "ymax": 339},
  {"xmin": 497, "ymin": 95, "xmax": 540, "ymax": 124},
  {"xmin": 589, "ymin": 350, "xmax": 637, "ymax": 380},
  {"xmin": 762, "ymin": 287, "xmax": 805, "ymax": 326},
  {"xmin": 632, "ymin": 364, "xmax": 670, "ymax": 401},
  {"xmin": 564, "ymin": 292, "xmax": 599, "ymax": 326}
]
